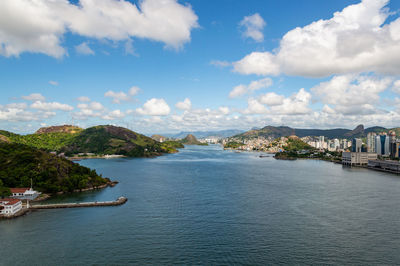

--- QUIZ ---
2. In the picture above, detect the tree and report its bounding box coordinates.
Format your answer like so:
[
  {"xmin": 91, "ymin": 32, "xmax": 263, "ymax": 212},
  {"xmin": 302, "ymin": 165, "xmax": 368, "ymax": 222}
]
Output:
[{"xmin": 0, "ymin": 180, "xmax": 11, "ymax": 198}]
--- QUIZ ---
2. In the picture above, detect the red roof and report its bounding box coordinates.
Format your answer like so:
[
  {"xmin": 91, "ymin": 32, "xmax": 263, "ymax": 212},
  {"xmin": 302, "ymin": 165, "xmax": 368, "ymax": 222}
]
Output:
[
  {"xmin": 0, "ymin": 198, "xmax": 21, "ymax": 206},
  {"xmin": 10, "ymin": 188, "xmax": 30, "ymax": 193}
]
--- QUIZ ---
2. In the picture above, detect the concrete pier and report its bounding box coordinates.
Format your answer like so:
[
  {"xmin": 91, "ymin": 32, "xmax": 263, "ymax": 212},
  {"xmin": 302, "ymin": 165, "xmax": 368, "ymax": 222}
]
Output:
[{"xmin": 30, "ymin": 197, "xmax": 127, "ymax": 209}]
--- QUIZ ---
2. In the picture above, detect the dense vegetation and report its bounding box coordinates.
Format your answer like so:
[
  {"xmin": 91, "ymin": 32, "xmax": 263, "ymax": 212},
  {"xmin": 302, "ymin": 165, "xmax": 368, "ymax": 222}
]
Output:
[
  {"xmin": 283, "ymin": 138, "xmax": 314, "ymax": 152},
  {"xmin": 0, "ymin": 142, "xmax": 107, "ymax": 193},
  {"xmin": 62, "ymin": 125, "xmax": 179, "ymax": 157},
  {"xmin": 274, "ymin": 138, "xmax": 315, "ymax": 159},
  {"xmin": 0, "ymin": 125, "xmax": 181, "ymax": 158},
  {"xmin": 0, "ymin": 180, "xmax": 11, "ymax": 198},
  {"xmin": 224, "ymin": 141, "xmax": 244, "ymax": 149}
]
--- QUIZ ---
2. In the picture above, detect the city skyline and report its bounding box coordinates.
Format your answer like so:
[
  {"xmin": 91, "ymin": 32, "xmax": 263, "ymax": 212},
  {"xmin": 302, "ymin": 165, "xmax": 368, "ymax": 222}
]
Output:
[{"xmin": 1, "ymin": 0, "xmax": 400, "ymax": 134}]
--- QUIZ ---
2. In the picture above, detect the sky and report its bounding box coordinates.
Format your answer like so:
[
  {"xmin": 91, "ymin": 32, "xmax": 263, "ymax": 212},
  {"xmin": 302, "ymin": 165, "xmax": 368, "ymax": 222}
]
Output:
[{"xmin": 1, "ymin": 0, "xmax": 400, "ymax": 134}]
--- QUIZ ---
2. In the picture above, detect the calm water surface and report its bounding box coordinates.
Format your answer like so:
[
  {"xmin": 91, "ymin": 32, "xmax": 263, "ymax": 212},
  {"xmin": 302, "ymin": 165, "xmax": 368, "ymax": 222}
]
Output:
[{"xmin": 2, "ymin": 145, "xmax": 400, "ymax": 265}]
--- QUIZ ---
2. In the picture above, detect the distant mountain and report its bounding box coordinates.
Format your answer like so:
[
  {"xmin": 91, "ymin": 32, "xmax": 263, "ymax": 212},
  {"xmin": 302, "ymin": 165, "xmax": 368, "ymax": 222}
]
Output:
[
  {"xmin": 234, "ymin": 125, "xmax": 400, "ymax": 140},
  {"xmin": 1, "ymin": 125, "xmax": 181, "ymax": 157},
  {"xmin": 179, "ymin": 134, "xmax": 206, "ymax": 145},
  {"xmin": 164, "ymin": 129, "xmax": 244, "ymax": 139}
]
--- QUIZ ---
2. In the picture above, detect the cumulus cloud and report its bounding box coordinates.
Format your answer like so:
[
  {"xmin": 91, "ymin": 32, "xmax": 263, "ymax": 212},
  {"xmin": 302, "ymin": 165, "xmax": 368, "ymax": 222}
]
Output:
[
  {"xmin": 105, "ymin": 91, "xmax": 130, "ymax": 104},
  {"xmin": 22, "ymin": 93, "xmax": 45, "ymax": 101},
  {"xmin": 102, "ymin": 109, "xmax": 125, "ymax": 120},
  {"xmin": 243, "ymin": 88, "xmax": 311, "ymax": 115},
  {"xmin": 77, "ymin": 102, "xmax": 104, "ymax": 111},
  {"xmin": 243, "ymin": 98, "xmax": 268, "ymax": 114},
  {"xmin": 75, "ymin": 42, "xmax": 94, "ymax": 55},
  {"xmin": 0, "ymin": 105, "xmax": 55, "ymax": 122},
  {"xmin": 136, "ymin": 98, "xmax": 170, "ymax": 116},
  {"xmin": 31, "ymin": 101, "xmax": 73, "ymax": 111},
  {"xmin": 229, "ymin": 77, "xmax": 273, "ymax": 98},
  {"xmin": 233, "ymin": 0, "xmax": 400, "ymax": 77},
  {"xmin": 175, "ymin": 98, "xmax": 192, "ymax": 110},
  {"xmin": 105, "ymin": 86, "xmax": 140, "ymax": 104},
  {"xmin": 48, "ymin": 80, "xmax": 58, "ymax": 86},
  {"xmin": 239, "ymin": 13, "xmax": 266, "ymax": 42},
  {"xmin": 0, "ymin": 0, "xmax": 198, "ymax": 58},
  {"xmin": 312, "ymin": 74, "xmax": 392, "ymax": 115},
  {"xmin": 259, "ymin": 92, "xmax": 284, "ymax": 106}
]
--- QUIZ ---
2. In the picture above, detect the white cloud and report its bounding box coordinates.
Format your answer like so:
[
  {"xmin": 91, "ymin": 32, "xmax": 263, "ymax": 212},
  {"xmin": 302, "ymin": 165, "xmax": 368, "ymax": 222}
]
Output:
[
  {"xmin": 0, "ymin": 0, "xmax": 198, "ymax": 58},
  {"xmin": 259, "ymin": 92, "xmax": 284, "ymax": 106},
  {"xmin": 31, "ymin": 101, "xmax": 73, "ymax": 111},
  {"xmin": 22, "ymin": 93, "xmax": 45, "ymax": 101},
  {"xmin": 229, "ymin": 78, "xmax": 273, "ymax": 98},
  {"xmin": 124, "ymin": 39, "xmax": 136, "ymax": 55},
  {"xmin": 77, "ymin": 101, "xmax": 104, "ymax": 111},
  {"xmin": 268, "ymin": 88, "xmax": 311, "ymax": 115},
  {"xmin": 239, "ymin": 13, "xmax": 266, "ymax": 42},
  {"xmin": 312, "ymin": 74, "xmax": 392, "ymax": 115},
  {"xmin": 233, "ymin": 0, "xmax": 400, "ymax": 77},
  {"xmin": 175, "ymin": 98, "xmax": 192, "ymax": 110},
  {"xmin": 5, "ymin": 103, "xmax": 27, "ymax": 109},
  {"xmin": 104, "ymin": 90, "xmax": 130, "ymax": 104},
  {"xmin": 102, "ymin": 109, "xmax": 125, "ymax": 120},
  {"xmin": 233, "ymin": 52, "xmax": 280, "ymax": 75},
  {"xmin": 243, "ymin": 88, "xmax": 311, "ymax": 115},
  {"xmin": 49, "ymin": 80, "xmax": 58, "ymax": 86},
  {"xmin": 129, "ymin": 86, "xmax": 140, "ymax": 96},
  {"xmin": 0, "ymin": 105, "xmax": 55, "ymax": 122},
  {"xmin": 77, "ymin": 96, "xmax": 91, "ymax": 102},
  {"xmin": 136, "ymin": 98, "xmax": 170, "ymax": 116},
  {"xmin": 392, "ymin": 80, "xmax": 400, "ymax": 94},
  {"xmin": 105, "ymin": 87, "xmax": 140, "ymax": 103},
  {"xmin": 210, "ymin": 60, "xmax": 231, "ymax": 68},
  {"xmin": 75, "ymin": 42, "xmax": 95, "ymax": 55},
  {"xmin": 219, "ymin": 106, "xmax": 230, "ymax": 115},
  {"xmin": 243, "ymin": 98, "xmax": 268, "ymax": 114}
]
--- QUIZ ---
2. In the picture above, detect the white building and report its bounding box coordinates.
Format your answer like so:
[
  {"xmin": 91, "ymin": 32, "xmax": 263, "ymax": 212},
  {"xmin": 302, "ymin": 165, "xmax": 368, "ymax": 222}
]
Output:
[
  {"xmin": 342, "ymin": 152, "xmax": 377, "ymax": 166},
  {"xmin": 10, "ymin": 188, "xmax": 40, "ymax": 200},
  {"xmin": 0, "ymin": 198, "xmax": 22, "ymax": 216}
]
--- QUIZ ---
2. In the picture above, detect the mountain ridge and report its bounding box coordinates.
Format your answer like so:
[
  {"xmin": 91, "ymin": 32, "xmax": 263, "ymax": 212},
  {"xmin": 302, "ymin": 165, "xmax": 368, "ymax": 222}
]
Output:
[{"xmin": 234, "ymin": 125, "xmax": 400, "ymax": 139}]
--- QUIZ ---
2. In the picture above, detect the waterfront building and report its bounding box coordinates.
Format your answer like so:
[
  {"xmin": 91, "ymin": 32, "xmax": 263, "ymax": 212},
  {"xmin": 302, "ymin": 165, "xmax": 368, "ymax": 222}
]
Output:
[
  {"xmin": 10, "ymin": 187, "xmax": 40, "ymax": 200},
  {"xmin": 367, "ymin": 132, "xmax": 376, "ymax": 152},
  {"xmin": 0, "ymin": 198, "xmax": 22, "ymax": 216},
  {"xmin": 375, "ymin": 135, "xmax": 390, "ymax": 156},
  {"xmin": 351, "ymin": 138, "xmax": 363, "ymax": 153},
  {"xmin": 342, "ymin": 152, "xmax": 377, "ymax": 166},
  {"xmin": 368, "ymin": 160, "xmax": 400, "ymax": 174}
]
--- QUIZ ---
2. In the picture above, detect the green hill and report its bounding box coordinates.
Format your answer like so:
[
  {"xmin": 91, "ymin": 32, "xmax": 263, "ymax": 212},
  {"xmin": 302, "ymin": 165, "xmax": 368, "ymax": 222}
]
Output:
[
  {"xmin": 0, "ymin": 142, "xmax": 108, "ymax": 194},
  {"xmin": 180, "ymin": 134, "xmax": 207, "ymax": 145},
  {"xmin": 1, "ymin": 125, "xmax": 181, "ymax": 157},
  {"xmin": 62, "ymin": 125, "xmax": 175, "ymax": 157}
]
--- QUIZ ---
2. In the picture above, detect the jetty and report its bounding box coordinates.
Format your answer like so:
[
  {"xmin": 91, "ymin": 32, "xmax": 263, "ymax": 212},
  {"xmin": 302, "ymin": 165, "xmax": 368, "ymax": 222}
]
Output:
[{"xmin": 30, "ymin": 197, "xmax": 127, "ymax": 209}]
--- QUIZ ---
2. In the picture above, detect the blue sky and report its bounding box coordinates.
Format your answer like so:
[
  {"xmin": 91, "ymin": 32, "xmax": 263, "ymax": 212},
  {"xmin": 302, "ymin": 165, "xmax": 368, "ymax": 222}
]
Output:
[{"xmin": 1, "ymin": 0, "xmax": 400, "ymax": 134}]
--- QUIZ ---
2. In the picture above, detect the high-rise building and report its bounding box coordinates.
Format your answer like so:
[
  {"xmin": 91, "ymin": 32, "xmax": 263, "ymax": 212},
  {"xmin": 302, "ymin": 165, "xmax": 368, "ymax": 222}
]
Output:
[
  {"xmin": 375, "ymin": 134, "xmax": 390, "ymax": 156},
  {"xmin": 351, "ymin": 138, "xmax": 363, "ymax": 153},
  {"xmin": 389, "ymin": 131, "xmax": 399, "ymax": 158},
  {"xmin": 367, "ymin": 132, "xmax": 376, "ymax": 152}
]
